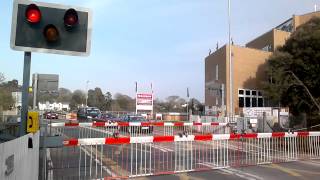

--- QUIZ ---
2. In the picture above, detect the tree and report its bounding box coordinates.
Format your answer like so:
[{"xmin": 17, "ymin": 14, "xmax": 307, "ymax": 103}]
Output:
[
  {"xmin": 57, "ymin": 88, "xmax": 72, "ymax": 103},
  {"xmin": 113, "ymin": 93, "xmax": 135, "ymax": 111},
  {"xmin": 87, "ymin": 87, "xmax": 106, "ymax": 110},
  {"xmin": 70, "ymin": 89, "xmax": 85, "ymax": 110},
  {"xmin": 104, "ymin": 92, "xmax": 112, "ymax": 111},
  {"xmin": 264, "ymin": 17, "xmax": 320, "ymax": 127},
  {"xmin": 0, "ymin": 73, "xmax": 4, "ymax": 83},
  {"xmin": 0, "ymin": 73, "xmax": 14, "ymax": 110},
  {"xmin": 188, "ymin": 98, "xmax": 204, "ymax": 115}
]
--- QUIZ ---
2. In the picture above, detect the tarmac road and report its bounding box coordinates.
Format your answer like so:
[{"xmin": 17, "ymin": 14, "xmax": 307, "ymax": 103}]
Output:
[{"xmin": 134, "ymin": 160, "xmax": 320, "ymax": 180}]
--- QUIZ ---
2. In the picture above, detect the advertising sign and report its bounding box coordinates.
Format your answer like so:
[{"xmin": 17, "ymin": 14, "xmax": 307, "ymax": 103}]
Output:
[{"xmin": 136, "ymin": 93, "xmax": 153, "ymax": 111}]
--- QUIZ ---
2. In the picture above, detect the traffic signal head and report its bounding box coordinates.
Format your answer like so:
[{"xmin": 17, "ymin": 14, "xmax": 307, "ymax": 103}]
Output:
[
  {"xmin": 43, "ymin": 24, "xmax": 59, "ymax": 42},
  {"xmin": 11, "ymin": 0, "xmax": 92, "ymax": 56},
  {"xmin": 25, "ymin": 4, "xmax": 41, "ymax": 24},
  {"xmin": 64, "ymin": 8, "xmax": 78, "ymax": 28}
]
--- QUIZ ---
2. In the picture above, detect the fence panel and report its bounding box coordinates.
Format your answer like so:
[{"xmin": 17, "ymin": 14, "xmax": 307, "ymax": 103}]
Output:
[{"xmin": 46, "ymin": 131, "xmax": 320, "ymax": 179}]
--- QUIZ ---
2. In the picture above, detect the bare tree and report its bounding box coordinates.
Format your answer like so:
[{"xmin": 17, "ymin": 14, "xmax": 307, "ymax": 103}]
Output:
[{"xmin": 0, "ymin": 72, "xmax": 5, "ymax": 83}]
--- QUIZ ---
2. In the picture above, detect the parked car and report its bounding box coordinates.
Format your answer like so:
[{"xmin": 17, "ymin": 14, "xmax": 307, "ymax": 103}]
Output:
[
  {"xmin": 94, "ymin": 113, "xmax": 121, "ymax": 123},
  {"xmin": 77, "ymin": 107, "xmax": 101, "ymax": 122},
  {"xmin": 43, "ymin": 111, "xmax": 58, "ymax": 119},
  {"xmin": 120, "ymin": 115, "xmax": 153, "ymax": 133}
]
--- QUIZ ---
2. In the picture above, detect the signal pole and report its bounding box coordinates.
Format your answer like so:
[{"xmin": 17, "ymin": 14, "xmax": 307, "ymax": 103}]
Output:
[{"xmin": 20, "ymin": 52, "xmax": 31, "ymax": 136}]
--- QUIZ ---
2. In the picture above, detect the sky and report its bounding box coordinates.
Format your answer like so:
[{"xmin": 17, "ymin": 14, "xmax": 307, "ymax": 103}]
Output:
[{"xmin": 0, "ymin": 0, "xmax": 318, "ymax": 102}]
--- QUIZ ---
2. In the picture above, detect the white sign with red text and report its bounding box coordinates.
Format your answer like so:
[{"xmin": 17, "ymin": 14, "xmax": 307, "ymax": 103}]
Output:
[{"xmin": 136, "ymin": 93, "xmax": 153, "ymax": 111}]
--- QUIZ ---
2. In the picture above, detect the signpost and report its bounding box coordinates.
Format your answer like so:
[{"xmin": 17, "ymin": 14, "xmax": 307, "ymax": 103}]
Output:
[{"xmin": 135, "ymin": 83, "xmax": 154, "ymax": 118}]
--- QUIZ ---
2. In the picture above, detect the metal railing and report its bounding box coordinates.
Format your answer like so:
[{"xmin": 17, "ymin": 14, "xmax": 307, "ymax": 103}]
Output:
[{"xmin": 45, "ymin": 131, "xmax": 320, "ymax": 179}]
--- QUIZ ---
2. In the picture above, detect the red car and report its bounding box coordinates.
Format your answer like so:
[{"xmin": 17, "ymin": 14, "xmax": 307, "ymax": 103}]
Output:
[{"xmin": 43, "ymin": 111, "xmax": 59, "ymax": 119}]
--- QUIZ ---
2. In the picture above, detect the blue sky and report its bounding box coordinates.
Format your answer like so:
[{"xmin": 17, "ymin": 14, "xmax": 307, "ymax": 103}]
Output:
[{"xmin": 0, "ymin": 0, "xmax": 317, "ymax": 101}]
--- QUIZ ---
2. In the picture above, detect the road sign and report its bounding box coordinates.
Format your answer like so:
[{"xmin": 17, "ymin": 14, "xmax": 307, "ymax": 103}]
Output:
[
  {"xmin": 27, "ymin": 111, "xmax": 39, "ymax": 133},
  {"xmin": 10, "ymin": 0, "xmax": 92, "ymax": 56}
]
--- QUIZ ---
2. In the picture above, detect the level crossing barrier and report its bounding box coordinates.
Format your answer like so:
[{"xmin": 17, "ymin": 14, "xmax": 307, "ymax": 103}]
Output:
[
  {"xmin": 48, "ymin": 121, "xmax": 230, "ymax": 139},
  {"xmin": 46, "ymin": 131, "xmax": 320, "ymax": 179}
]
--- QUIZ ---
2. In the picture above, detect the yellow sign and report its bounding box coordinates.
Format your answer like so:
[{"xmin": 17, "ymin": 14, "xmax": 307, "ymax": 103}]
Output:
[
  {"xmin": 28, "ymin": 87, "xmax": 33, "ymax": 93},
  {"xmin": 27, "ymin": 111, "xmax": 39, "ymax": 133}
]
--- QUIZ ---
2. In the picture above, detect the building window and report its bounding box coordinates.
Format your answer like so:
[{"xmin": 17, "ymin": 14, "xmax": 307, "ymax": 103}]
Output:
[
  {"xmin": 238, "ymin": 89, "xmax": 264, "ymax": 108},
  {"xmin": 252, "ymin": 97, "xmax": 257, "ymax": 107},
  {"xmin": 239, "ymin": 97, "xmax": 244, "ymax": 107},
  {"xmin": 262, "ymin": 45, "xmax": 272, "ymax": 52},
  {"xmin": 245, "ymin": 97, "xmax": 251, "ymax": 107},
  {"xmin": 215, "ymin": 64, "xmax": 219, "ymax": 80}
]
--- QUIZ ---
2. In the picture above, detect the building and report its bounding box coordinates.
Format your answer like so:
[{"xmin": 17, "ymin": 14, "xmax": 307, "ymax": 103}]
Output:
[
  {"xmin": 205, "ymin": 11, "xmax": 320, "ymax": 115},
  {"xmin": 38, "ymin": 102, "xmax": 70, "ymax": 111}
]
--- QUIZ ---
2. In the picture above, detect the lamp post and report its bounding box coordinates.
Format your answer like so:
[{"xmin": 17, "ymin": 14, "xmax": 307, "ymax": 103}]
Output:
[
  {"xmin": 85, "ymin": 80, "xmax": 89, "ymax": 107},
  {"xmin": 228, "ymin": 0, "xmax": 234, "ymax": 119}
]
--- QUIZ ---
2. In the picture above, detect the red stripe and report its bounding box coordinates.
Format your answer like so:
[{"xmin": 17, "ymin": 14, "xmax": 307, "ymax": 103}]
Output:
[
  {"xmin": 297, "ymin": 131, "xmax": 309, "ymax": 137},
  {"xmin": 174, "ymin": 122, "xmax": 184, "ymax": 126},
  {"xmin": 243, "ymin": 133, "xmax": 258, "ymax": 138},
  {"xmin": 152, "ymin": 122, "xmax": 164, "ymax": 126},
  {"xmin": 141, "ymin": 122, "xmax": 151, "ymax": 126},
  {"xmin": 93, "ymin": 122, "xmax": 106, "ymax": 127},
  {"xmin": 105, "ymin": 137, "xmax": 130, "ymax": 144},
  {"xmin": 211, "ymin": 122, "xmax": 219, "ymax": 126},
  {"xmin": 272, "ymin": 132, "xmax": 285, "ymax": 137},
  {"xmin": 230, "ymin": 134, "xmax": 241, "ymax": 139},
  {"xmin": 194, "ymin": 134, "xmax": 212, "ymax": 141},
  {"xmin": 65, "ymin": 123, "xmax": 79, "ymax": 126},
  {"xmin": 118, "ymin": 122, "xmax": 129, "ymax": 126},
  {"xmin": 64, "ymin": 138, "xmax": 78, "ymax": 146},
  {"xmin": 153, "ymin": 136, "xmax": 174, "ymax": 142},
  {"xmin": 193, "ymin": 122, "xmax": 202, "ymax": 126}
]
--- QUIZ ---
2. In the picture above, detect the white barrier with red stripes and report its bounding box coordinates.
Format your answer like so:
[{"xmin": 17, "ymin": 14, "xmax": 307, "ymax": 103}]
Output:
[
  {"xmin": 50, "ymin": 121, "xmax": 228, "ymax": 127},
  {"xmin": 49, "ymin": 121, "xmax": 230, "ymax": 138},
  {"xmin": 52, "ymin": 131, "xmax": 320, "ymax": 179},
  {"xmin": 63, "ymin": 131, "xmax": 320, "ymax": 146}
]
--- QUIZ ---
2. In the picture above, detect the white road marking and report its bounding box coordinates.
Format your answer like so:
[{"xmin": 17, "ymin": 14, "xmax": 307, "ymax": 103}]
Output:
[{"xmin": 219, "ymin": 168, "xmax": 263, "ymax": 180}]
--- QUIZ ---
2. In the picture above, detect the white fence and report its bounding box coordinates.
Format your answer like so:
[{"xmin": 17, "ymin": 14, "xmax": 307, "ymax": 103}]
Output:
[{"xmin": 0, "ymin": 132, "xmax": 39, "ymax": 180}]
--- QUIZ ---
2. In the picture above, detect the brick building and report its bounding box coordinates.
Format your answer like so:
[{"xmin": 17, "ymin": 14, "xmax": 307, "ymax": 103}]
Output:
[{"xmin": 205, "ymin": 11, "xmax": 320, "ymax": 115}]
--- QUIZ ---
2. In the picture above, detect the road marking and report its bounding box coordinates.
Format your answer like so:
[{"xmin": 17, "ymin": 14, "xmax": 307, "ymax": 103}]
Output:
[
  {"xmin": 298, "ymin": 160, "xmax": 320, "ymax": 166},
  {"xmin": 46, "ymin": 149, "xmax": 53, "ymax": 180},
  {"xmin": 265, "ymin": 163, "xmax": 302, "ymax": 177},
  {"xmin": 80, "ymin": 145, "xmax": 116, "ymax": 176},
  {"xmin": 218, "ymin": 168, "xmax": 263, "ymax": 180},
  {"xmin": 175, "ymin": 173, "xmax": 205, "ymax": 180}
]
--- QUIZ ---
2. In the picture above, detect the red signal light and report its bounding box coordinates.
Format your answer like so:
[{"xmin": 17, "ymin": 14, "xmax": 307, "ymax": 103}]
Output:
[
  {"xmin": 64, "ymin": 9, "xmax": 78, "ymax": 28},
  {"xmin": 25, "ymin": 4, "xmax": 41, "ymax": 24},
  {"xmin": 43, "ymin": 24, "xmax": 59, "ymax": 42}
]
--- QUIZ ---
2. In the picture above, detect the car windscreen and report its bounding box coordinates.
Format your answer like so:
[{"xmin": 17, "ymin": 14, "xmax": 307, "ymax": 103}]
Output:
[
  {"xmin": 130, "ymin": 116, "xmax": 146, "ymax": 122},
  {"xmin": 87, "ymin": 109, "xmax": 100, "ymax": 114}
]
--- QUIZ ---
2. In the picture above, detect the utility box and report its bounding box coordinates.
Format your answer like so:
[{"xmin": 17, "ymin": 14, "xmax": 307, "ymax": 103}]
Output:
[{"xmin": 27, "ymin": 111, "xmax": 39, "ymax": 133}]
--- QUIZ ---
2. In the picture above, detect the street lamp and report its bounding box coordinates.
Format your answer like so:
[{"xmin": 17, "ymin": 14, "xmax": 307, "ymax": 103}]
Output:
[
  {"xmin": 85, "ymin": 80, "xmax": 89, "ymax": 107},
  {"xmin": 228, "ymin": 0, "xmax": 234, "ymax": 119}
]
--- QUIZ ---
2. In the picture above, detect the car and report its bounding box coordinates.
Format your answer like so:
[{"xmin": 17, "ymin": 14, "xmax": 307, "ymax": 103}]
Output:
[
  {"xmin": 120, "ymin": 115, "xmax": 153, "ymax": 133},
  {"xmin": 93, "ymin": 113, "xmax": 117, "ymax": 122},
  {"xmin": 77, "ymin": 107, "xmax": 101, "ymax": 122},
  {"xmin": 43, "ymin": 111, "xmax": 59, "ymax": 119}
]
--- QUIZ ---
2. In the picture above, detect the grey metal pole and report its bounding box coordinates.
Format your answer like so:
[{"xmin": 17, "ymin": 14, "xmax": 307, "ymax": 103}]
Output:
[
  {"xmin": 33, "ymin": 73, "xmax": 38, "ymax": 110},
  {"xmin": 20, "ymin": 52, "xmax": 31, "ymax": 136},
  {"xmin": 228, "ymin": 0, "xmax": 233, "ymax": 118},
  {"xmin": 85, "ymin": 80, "xmax": 89, "ymax": 107}
]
